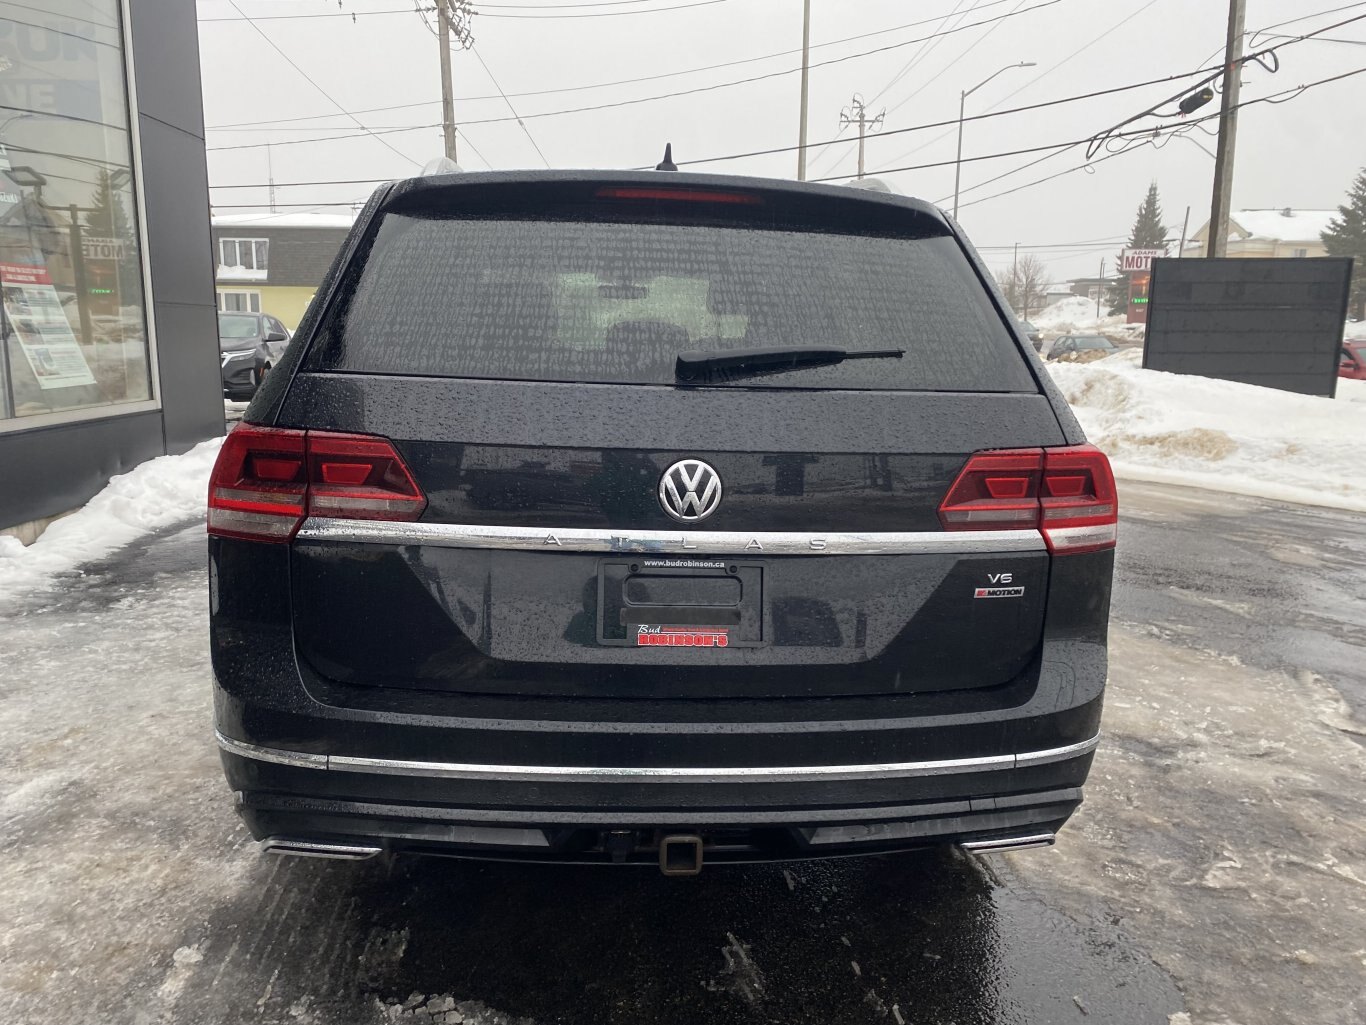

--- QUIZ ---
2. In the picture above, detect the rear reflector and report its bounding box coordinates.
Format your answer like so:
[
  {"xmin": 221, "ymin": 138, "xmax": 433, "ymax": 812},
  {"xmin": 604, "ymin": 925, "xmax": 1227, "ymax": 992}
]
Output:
[
  {"xmin": 594, "ymin": 186, "xmax": 761, "ymax": 205},
  {"xmin": 939, "ymin": 445, "xmax": 1117, "ymax": 555},
  {"xmin": 208, "ymin": 425, "xmax": 426, "ymax": 542}
]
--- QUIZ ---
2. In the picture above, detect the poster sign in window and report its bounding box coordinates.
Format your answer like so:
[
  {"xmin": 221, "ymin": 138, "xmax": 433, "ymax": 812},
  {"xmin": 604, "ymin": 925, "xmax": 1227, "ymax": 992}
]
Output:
[{"xmin": 0, "ymin": 261, "xmax": 98, "ymax": 390}]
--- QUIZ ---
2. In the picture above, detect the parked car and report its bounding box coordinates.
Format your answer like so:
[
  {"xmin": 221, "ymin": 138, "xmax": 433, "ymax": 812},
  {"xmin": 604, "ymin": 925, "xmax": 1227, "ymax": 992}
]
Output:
[
  {"xmin": 1340, "ymin": 342, "xmax": 1366, "ymax": 381},
  {"xmin": 218, "ymin": 311, "xmax": 290, "ymax": 399},
  {"xmin": 1047, "ymin": 334, "xmax": 1118, "ymax": 362},
  {"xmin": 1020, "ymin": 320, "xmax": 1044, "ymax": 351},
  {"xmin": 208, "ymin": 170, "xmax": 1117, "ymax": 873}
]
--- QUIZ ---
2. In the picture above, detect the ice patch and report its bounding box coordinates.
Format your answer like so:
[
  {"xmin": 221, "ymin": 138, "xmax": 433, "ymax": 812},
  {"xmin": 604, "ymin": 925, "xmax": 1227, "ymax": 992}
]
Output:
[
  {"xmin": 1049, "ymin": 354, "xmax": 1366, "ymax": 512},
  {"xmin": 0, "ymin": 437, "xmax": 223, "ymax": 603}
]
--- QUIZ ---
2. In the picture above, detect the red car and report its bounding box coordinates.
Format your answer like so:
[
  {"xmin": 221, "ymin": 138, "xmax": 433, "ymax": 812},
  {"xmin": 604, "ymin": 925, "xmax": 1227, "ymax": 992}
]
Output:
[{"xmin": 1342, "ymin": 342, "xmax": 1366, "ymax": 381}]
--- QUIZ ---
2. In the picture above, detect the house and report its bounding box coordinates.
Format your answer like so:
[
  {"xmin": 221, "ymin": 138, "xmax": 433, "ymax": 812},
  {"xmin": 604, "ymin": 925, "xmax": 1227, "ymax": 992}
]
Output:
[
  {"xmin": 1067, "ymin": 276, "xmax": 1110, "ymax": 301},
  {"xmin": 211, "ymin": 210, "xmax": 356, "ymax": 331},
  {"xmin": 1185, "ymin": 208, "xmax": 1335, "ymax": 259}
]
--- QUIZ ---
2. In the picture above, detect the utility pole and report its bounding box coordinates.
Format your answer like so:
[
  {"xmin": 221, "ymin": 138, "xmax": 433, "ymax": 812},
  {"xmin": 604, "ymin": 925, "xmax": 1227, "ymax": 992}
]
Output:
[
  {"xmin": 1207, "ymin": 0, "xmax": 1246, "ymax": 258},
  {"xmin": 796, "ymin": 0, "xmax": 811, "ymax": 181},
  {"xmin": 1012, "ymin": 242, "xmax": 1019, "ymax": 288},
  {"xmin": 1178, "ymin": 204, "xmax": 1191, "ymax": 257},
  {"xmin": 267, "ymin": 144, "xmax": 276, "ymax": 213},
  {"xmin": 839, "ymin": 95, "xmax": 885, "ymax": 179},
  {"xmin": 436, "ymin": 1, "xmax": 474, "ymax": 165},
  {"xmin": 1096, "ymin": 258, "xmax": 1105, "ymax": 319}
]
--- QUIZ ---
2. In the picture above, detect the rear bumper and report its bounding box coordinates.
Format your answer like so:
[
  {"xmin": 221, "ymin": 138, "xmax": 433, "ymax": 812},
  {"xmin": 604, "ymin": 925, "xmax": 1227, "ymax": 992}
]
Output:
[{"xmin": 218, "ymin": 730, "xmax": 1097, "ymax": 864}]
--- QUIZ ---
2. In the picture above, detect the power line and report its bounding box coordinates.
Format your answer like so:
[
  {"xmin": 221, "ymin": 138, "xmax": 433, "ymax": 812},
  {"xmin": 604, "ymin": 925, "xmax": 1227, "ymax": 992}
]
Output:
[
  {"xmin": 869, "ymin": 0, "xmax": 976, "ymax": 106},
  {"xmin": 203, "ymin": 62, "xmax": 1234, "ymax": 187},
  {"xmin": 1250, "ymin": 0, "xmax": 1366, "ymax": 36},
  {"xmin": 475, "ymin": 0, "xmax": 729, "ymax": 17},
  {"xmin": 659, "ymin": 64, "xmax": 1226, "ymax": 169},
  {"xmin": 204, "ymin": 65, "xmax": 1363, "ymax": 213},
  {"xmin": 956, "ymin": 65, "xmax": 1366, "ymax": 210},
  {"xmin": 878, "ymin": 0, "xmax": 1162, "ymax": 171},
  {"xmin": 196, "ymin": 0, "xmax": 725, "ymax": 19},
  {"xmin": 884, "ymin": 0, "xmax": 1027, "ymax": 120},
  {"xmin": 203, "ymin": 0, "xmax": 1040, "ymax": 130},
  {"xmin": 470, "ymin": 46, "xmax": 552, "ymax": 167},
  {"xmin": 198, "ymin": 7, "xmax": 414, "ymax": 22},
  {"xmin": 203, "ymin": 0, "xmax": 1065, "ymax": 149},
  {"xmin": 219, "ymin": 0, "xmax": 422, "ymax": 168},
  {"xmin": 900, "ymin": 9, "xmax": 1362, "ymax": 197},
  {"xmin": 806, "ymin": 0, "xmax": 979, "ymax": 178}
]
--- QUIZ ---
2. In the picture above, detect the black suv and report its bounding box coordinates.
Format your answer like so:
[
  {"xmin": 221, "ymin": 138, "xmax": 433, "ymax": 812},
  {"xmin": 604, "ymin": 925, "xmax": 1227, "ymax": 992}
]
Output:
[{"xmin": 208, "ymin": 170, "xmax": 1116, "ymax": 872}]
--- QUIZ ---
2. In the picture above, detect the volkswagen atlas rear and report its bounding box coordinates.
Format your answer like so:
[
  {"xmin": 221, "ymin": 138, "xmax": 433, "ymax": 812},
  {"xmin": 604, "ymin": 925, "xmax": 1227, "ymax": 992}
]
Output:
[{"xmin": 208, "ymin": 170, "xmax": 1116, "ymax": 871}]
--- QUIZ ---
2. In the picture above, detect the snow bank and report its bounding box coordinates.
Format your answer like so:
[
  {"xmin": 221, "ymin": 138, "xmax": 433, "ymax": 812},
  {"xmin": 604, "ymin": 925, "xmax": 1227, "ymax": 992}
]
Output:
[
  {"xmin": 1345, "ymin": 320, "xmax": 1366, "ymax": 341},
  {"xmin": 1031, "ymin": 295, "xmax": 1144, "ymax": 342},
  {"xmin": 0, "ymin": 437, "xmax": 223, "ymax": 602},
  {"xmin": 1050, "ymin": 350, "xmax": 1366, "ymax": 510}
]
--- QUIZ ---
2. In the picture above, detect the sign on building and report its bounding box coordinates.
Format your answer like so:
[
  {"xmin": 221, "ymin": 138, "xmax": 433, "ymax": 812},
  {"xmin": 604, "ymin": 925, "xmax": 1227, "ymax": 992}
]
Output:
[
  {"xmin": 81, "ymin": 236, "xmax": 126, "ymax": 261},
  {"xmin": 1119, "ymin": 248, "xmax": 1165, "ymax": 273}
]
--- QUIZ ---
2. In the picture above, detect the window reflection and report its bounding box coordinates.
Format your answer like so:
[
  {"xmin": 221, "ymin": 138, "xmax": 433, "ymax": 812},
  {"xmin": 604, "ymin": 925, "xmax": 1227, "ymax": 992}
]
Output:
[{"xmin": 0, "ymin": 1, "xmax": 152, "ymax": 421}]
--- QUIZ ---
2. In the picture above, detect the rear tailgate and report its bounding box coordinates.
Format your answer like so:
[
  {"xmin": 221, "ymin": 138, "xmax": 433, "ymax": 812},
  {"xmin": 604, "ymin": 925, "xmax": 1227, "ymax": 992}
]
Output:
[{"xmin": 273, "ymin": 174, "xmax": 1070, "ymax": 699}]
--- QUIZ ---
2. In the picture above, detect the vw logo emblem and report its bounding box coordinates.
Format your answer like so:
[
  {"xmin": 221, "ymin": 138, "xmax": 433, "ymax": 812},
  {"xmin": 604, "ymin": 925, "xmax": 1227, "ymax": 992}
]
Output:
[{"xmin": 658, "ymin": 459, "xmax": 722, "ymax": 522}]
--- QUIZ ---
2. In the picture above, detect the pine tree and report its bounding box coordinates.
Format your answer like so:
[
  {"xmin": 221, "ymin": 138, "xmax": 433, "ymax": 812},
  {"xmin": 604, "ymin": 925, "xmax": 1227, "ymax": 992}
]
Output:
[
  {"xmin": 1321, "ymin": 167, "xmax": 1366, "ymax": 320},
  {"xmin": 1107, "ymin": 182, "xmax": 1168, "ymax": 315}
]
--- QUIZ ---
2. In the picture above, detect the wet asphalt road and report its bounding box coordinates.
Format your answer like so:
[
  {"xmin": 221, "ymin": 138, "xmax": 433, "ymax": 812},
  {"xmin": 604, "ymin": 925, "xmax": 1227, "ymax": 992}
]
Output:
[
  {"xmin": 1, "ymin": 480, "xmax": 1362, "ymax": 1024},
  {"xmin": 1113, "ymin": 481, "xmax": 1366, "ymax": 722}
]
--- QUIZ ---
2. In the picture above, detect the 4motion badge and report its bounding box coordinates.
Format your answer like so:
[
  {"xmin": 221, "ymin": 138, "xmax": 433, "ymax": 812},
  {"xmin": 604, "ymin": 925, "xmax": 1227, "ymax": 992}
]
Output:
[{"xmin": 974, "ymin": 572, "xmax": 1025, "ymax": 599}]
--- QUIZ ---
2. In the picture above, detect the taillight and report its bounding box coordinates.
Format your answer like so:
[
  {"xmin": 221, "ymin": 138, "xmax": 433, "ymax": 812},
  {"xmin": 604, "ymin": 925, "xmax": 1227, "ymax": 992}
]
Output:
[
  {"xmin": 938, "ymin": 445, "xmax": 1117, "ymax": 555},
  {"xmin": 207, "ymin": 426, "xmax": 306, "ymax": 541},
  {"xmin": 208, "ymin": 425, "xmax": 426, "ymax": 542},
  {"xmin": 306, "ymin": 432, "xmax": 426, "ymax": 519},
  {"xmin": 1038, "ymin": 444, "xmax": 1118, "ymax": 555}
]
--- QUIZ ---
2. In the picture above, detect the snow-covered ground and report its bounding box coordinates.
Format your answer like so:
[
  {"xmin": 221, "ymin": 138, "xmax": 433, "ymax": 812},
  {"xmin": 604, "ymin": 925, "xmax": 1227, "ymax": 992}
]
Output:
[
  {"xmin": 1032, "ymin": 295, "xmax": 1126, "ymax": 336},
  {"xmin": 1051, "ymin": 349, "xmax": 1366, "ymax": 511},
  {"xmin": 0, "ymin": 438, "xmax": 224, "ymax": 603}
]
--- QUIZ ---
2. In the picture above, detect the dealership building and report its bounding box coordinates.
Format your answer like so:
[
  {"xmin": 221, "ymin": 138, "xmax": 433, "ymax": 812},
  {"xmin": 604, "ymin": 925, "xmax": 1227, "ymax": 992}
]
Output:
[{"xmin": 0, "ymin": 0, "xmax": 221, "ymax": 539}]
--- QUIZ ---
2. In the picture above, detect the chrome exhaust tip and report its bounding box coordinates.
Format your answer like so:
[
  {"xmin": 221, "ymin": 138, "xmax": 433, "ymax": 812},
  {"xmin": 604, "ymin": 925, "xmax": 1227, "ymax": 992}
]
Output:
[
  {"xmin": 960, "ymin": 833, "xmax": 1056, "ymax": 856},
  {"xmin": 261, "ymin": 838, "xmax": 383, "ymax": 860}
]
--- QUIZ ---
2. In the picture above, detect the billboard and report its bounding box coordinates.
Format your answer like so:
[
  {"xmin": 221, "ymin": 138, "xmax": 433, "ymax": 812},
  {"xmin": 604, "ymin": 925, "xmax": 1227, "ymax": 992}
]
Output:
[{"xmin": 1143, "ymin": 257, "xmax": 1352, "ymax": 398}]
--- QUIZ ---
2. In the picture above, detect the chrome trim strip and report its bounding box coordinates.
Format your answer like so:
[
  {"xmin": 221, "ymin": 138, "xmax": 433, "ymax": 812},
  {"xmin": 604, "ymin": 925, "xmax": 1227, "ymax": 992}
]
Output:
[
  {"xmin": 216, "ymin": 731, "xmax": 1099, "ymax": 785},
  {"xmin": 216, "ymin": 732, "xmax": 328, "ymax": 770},
  {"xmin": 960, "ymin": 833, "xmax": 1057, "ymax": 854},
  {"xmin": 1013, "ymin": 735, "xmax": 1102, "ymax": 767},
  {"xmin": 262, "ymin": 839, "xmax": 383, "ymax": 860},
  {"xmin": 295, "ymin": 517, "xmax": 1046, "ymax": 556}
]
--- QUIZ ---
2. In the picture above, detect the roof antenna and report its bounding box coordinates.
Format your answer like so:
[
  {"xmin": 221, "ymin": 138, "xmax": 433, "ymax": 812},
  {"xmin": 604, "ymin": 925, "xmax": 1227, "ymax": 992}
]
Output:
[{"xmin": 655, "ymin": 143, "xmax": 677, "ymax": 171}]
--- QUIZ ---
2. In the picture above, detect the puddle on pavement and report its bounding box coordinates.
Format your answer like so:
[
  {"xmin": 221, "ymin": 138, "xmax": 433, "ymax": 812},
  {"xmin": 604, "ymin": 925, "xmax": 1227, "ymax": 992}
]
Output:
[{"xmin": 156, "ymin": 848, "xmax": 1182, "ymax": 1025}]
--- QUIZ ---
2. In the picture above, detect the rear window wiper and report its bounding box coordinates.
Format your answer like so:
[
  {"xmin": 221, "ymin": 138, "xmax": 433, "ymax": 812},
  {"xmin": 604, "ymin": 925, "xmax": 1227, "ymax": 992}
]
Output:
[{"xmin": 675, "ymin": 346, "xmax": 904, "ymax": 383}]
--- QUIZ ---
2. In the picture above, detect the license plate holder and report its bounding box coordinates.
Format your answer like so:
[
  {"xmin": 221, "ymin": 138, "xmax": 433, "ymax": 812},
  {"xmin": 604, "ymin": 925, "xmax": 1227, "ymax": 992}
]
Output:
[{"xmin": 596, "ymin": 558, "xmax": 765, "ymax": 647}]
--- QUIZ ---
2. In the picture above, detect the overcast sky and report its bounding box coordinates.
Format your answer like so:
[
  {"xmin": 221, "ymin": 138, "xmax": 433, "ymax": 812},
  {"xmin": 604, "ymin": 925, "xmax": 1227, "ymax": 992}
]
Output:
[{"xmin": 196, "ymin": 0, "xmax": 1366, "ymax": 282}]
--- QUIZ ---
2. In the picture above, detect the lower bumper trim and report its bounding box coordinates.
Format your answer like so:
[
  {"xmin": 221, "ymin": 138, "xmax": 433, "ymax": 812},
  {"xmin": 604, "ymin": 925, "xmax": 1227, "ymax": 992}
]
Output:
[{"xmin": 216, "ymin": 730, "xmax": 1099, "ymax": 785}]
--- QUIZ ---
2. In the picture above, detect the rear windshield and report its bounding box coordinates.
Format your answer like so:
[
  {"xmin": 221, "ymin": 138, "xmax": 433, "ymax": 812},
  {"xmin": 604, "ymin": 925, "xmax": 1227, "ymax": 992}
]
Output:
[{"xmin": 310, "ymin": 214, "xmax": 1035, "ymax": 392}]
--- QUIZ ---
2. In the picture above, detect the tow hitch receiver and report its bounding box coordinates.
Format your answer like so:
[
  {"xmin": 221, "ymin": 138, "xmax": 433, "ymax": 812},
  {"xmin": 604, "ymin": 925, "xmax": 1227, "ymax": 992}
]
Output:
[{"xmin": 659, "ymin": 834, "xmax": 704, "ymax": 876}]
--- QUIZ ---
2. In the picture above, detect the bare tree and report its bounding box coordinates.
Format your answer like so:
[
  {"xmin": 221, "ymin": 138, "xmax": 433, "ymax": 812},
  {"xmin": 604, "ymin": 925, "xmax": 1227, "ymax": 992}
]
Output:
[{"xmin": 996, "ymin": 253, "xmax": 1050, "ymax": 320}]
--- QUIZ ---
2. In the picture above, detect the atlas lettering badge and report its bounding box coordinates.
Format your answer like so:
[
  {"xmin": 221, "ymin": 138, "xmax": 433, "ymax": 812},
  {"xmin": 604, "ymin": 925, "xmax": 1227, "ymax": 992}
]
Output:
[{"xmin": 636, "ymin": 625, "xmax": 729, "ymax": 647}]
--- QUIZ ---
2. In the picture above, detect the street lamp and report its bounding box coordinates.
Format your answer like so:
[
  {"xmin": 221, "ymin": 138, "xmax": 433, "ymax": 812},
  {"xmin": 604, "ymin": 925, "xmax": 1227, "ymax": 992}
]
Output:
[{"xmin": 952, "ymin": 62, "xmax": 1036, "ymax": 220}]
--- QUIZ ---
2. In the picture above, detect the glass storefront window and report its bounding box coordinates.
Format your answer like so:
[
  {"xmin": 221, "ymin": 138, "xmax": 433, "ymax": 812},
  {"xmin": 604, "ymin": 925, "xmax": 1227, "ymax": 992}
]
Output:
[{"xmin": 0, "ymin": 0, "xmax": 152, "ymax": 422}]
